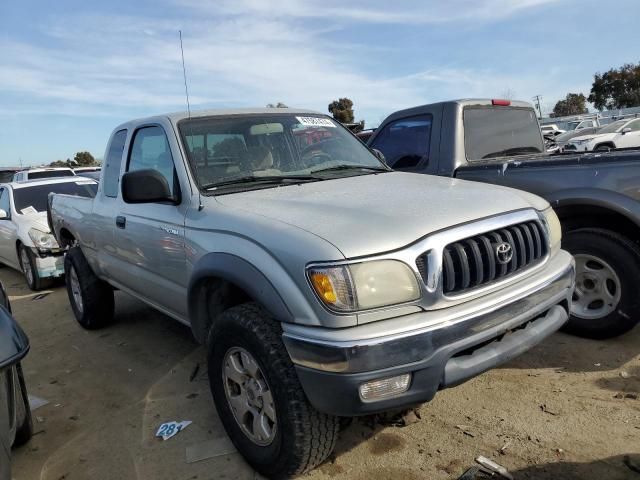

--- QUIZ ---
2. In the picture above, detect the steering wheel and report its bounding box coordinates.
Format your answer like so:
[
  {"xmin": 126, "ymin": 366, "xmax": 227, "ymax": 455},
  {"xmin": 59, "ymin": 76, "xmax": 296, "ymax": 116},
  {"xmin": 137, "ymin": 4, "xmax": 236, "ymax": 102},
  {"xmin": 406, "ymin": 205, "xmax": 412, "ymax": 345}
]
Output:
[{"xmin": 301, "ymin": 150, "xmax": 332, "ymax": 167}]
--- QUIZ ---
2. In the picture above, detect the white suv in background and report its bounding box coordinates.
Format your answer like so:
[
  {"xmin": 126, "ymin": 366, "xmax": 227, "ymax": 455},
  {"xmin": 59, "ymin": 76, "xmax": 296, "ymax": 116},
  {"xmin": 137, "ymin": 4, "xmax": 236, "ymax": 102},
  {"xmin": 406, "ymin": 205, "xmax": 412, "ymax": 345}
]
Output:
[
  {"xmin": 567, "ymin": 117, "xmax": 640, "ymax": 152},
  {"xmin": 0, "ymin": 177, "xmax": 97, "ymax": 290},
  {"xmin": 12, "ymin": 168, "xmax": 76, "ymax": 182}
]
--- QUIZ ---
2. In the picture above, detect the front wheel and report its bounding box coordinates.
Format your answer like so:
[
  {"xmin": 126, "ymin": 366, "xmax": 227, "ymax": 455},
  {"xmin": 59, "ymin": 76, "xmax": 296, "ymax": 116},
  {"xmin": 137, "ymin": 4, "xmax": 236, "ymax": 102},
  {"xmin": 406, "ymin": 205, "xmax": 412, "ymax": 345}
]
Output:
[
  {"xmin": 207, "ymin": 303, "xmax": 339, "ymax": 479},
  {"xmin": 19, "ymin": 245, "xmax": 52, "ymax": 291},
  {"xmin": 563, "ymin": 228, "xmax": 640, "ymax": 338},
  {"xmin": 64, "ymin": 247, "xmax": 115, "ymax": 330}
]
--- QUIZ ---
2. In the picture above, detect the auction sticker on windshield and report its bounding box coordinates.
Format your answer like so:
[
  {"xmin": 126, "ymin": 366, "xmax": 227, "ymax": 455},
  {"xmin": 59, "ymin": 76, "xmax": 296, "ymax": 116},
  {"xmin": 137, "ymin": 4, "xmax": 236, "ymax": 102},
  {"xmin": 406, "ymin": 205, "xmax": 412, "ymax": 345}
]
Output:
[{"xmin": 296, "ymin": 117, "xmax": 336, "ymax": 128}]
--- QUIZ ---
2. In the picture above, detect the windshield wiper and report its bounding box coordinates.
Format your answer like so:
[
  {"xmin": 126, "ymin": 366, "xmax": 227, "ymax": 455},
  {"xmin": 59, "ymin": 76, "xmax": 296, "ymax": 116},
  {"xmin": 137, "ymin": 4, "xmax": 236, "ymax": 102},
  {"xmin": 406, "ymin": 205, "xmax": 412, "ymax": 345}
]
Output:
[
  {"xmin": 310, "ymin": 164, "xmax": 391, "ymax": 174},
  {"xmin": 202, "ymin": 175, "xmax": 319, "ymax": 191},
  {"xmin": 481, "ymin": 147, "xmax": 542, "ymax": 159}
]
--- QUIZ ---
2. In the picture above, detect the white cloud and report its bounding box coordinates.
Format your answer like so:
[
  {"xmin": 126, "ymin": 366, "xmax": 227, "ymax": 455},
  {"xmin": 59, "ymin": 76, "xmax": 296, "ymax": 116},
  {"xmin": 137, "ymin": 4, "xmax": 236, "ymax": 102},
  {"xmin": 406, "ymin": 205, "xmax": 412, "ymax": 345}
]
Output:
[
  {"xmin": 0, "ymin": 0, "xmax": 570, "ymax": 127},
  {"xmin": 179, "ymin": 0, "xmax": 560, "ymax": 24}
]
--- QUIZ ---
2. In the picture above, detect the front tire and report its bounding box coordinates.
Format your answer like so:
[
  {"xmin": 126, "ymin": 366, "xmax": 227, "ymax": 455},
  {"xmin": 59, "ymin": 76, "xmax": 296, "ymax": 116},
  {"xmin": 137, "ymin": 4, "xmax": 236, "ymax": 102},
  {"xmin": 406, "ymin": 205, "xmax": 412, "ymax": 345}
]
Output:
[
  {"xmin": 595, "ymin": 144, "xmax": 613, "ymax": 152},
  {"xmin": 64, "ymin": 247, "xmax": 114, "ymax": 330},
  {"xmin": 563, "ymin": 228, "xmax": 640, "ymax": 338},
  {"xmin": 19, "ymin": 245, "xmax": 51, "ymax": 291},
  {"xmin": 207, "ymin": 302, "xmax": 339, "ymax": 479}
]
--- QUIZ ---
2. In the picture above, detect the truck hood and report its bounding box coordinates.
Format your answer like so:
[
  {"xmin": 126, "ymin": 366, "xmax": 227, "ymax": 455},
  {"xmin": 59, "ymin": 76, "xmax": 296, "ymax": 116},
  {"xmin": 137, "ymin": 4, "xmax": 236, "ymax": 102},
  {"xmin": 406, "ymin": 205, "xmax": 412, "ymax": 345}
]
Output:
[{"xmin": 215, "ymin": 172, "xmax": 548, "ymax": 258}]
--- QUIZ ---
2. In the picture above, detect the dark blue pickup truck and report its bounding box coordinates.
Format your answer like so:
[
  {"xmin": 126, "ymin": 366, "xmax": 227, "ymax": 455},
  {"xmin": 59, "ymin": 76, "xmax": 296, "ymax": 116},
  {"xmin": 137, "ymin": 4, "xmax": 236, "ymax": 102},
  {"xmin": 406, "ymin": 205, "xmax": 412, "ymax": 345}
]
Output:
[{"xmin": 369, "ymin": 99, "xmax": 640, "ymax": 339}]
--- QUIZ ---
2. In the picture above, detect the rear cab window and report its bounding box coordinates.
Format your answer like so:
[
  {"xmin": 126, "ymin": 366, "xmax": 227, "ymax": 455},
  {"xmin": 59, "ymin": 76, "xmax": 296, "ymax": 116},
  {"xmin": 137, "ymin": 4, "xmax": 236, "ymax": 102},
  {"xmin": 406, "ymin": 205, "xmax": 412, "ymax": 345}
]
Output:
[
  {"xmin": 463, "ymin": 107, "xmax": 544, "ymax": 160},
  {"xmin": 27, "ymin": 170, "xmax": 75, "ymax": 179}
]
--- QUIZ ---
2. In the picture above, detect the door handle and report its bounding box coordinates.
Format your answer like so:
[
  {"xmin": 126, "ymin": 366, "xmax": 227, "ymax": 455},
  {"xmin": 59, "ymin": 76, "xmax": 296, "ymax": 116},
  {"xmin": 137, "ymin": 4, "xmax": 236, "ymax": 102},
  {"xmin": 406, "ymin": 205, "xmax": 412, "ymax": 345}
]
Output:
[{"xmin": 116, "ymin": 216, "xmax": 126, "ymax": 229}]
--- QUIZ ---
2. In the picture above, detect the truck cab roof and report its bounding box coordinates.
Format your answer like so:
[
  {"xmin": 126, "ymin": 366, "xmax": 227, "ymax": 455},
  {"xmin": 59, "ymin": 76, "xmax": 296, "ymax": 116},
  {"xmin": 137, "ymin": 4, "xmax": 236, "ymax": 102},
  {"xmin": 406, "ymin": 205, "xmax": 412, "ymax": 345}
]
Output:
[{"xmin": 113, "ymin": 107, "xmax": 323, "ymax": 132}]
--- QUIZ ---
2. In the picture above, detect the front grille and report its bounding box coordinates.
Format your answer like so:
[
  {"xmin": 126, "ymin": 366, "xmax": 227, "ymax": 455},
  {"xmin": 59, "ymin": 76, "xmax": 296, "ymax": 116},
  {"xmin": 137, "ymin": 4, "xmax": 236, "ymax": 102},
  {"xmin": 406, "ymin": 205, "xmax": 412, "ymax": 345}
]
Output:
[{"xmin": 418, "ymin": 221, "xmax": 548, "ymax": 295}]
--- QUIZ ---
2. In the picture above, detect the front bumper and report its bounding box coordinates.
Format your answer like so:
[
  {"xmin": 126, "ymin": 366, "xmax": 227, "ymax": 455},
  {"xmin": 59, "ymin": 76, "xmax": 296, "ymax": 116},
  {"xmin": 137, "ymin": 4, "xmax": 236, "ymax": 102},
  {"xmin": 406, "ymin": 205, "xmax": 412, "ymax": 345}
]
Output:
[
  {"xmin": 31, "ymin": 248, "xmax": 65, "ymax": 279},
  {"xmin": 284, "ymin": 250, "xmax": 574, "ymax": 416}
]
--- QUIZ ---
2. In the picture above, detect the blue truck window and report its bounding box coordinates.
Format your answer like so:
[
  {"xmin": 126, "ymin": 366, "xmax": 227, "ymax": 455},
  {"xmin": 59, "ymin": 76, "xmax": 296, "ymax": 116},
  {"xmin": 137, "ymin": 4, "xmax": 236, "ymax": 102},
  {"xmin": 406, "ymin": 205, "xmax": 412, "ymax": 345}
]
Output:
[{"xmin": 370, "ymin": 115, "xmax": 432, "ymax": 169}]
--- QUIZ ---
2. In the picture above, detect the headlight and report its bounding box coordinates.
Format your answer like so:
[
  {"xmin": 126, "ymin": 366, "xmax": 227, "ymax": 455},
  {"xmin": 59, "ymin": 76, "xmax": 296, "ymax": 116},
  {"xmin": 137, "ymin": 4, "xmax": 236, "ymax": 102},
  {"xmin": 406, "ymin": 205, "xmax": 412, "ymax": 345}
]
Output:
[
  {"xmin": 573, "ymin": 138, "xmax": 591, "ymax": 145},
  {"xmin": 308, "ymin": 260, "xmax": 421, "ymax": 312},
  {"xmin": 541, "ymin": 207, "xmax": 561, "ymax": 255},
  {"xmin": 28, "ymin": 228, "xmax": 59, "ymax": 250}
]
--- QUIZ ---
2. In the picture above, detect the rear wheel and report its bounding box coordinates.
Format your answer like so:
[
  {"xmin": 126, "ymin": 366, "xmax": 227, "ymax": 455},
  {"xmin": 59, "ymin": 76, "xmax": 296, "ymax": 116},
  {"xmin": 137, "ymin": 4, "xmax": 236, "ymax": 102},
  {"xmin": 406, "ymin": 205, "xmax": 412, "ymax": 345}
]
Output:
[
  {"xmin": 64, "ymin": 247, "xmax": 114, "ymax": 329},
  {"xmin": 563, "ymin": 228, "xmax": 640, "ymax": 338},
  {"xmin": 207, "ymin": 302, "xmax": 339, "ymax": 478},
  {"xmin": 19, "ymin": 245, "xmax": 52, "ymax": 291}
]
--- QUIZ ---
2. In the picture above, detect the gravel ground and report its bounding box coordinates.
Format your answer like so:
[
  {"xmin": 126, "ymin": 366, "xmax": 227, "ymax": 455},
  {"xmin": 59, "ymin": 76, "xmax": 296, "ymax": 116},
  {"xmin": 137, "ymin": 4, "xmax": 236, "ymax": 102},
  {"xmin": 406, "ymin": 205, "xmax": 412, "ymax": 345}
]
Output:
[{"xmin": 4, "ymin": 267, "xmax": 639, "ymax": 480}]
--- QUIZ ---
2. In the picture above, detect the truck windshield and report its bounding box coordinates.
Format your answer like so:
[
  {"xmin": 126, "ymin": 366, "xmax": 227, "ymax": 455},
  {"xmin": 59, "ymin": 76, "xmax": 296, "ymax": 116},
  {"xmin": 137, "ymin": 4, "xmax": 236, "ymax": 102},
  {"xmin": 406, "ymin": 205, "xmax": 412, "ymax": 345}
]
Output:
[
  {"xmin": 13, "ymin": 181, "xmax": 97, "ymax": 214},
  {"xmin": 178, "ymin": 114, "xmax": 388, "ymax": 192},
  {"xmin": 463, "ymin": 107, "xmax": 545, "ymax": 160}
]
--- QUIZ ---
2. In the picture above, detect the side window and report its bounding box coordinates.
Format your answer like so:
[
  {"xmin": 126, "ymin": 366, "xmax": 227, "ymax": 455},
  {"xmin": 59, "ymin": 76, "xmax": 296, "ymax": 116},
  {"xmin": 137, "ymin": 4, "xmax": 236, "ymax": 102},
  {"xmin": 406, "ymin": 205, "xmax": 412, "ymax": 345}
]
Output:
[
  {"xmin": 627, "ymin": 120, "xmax": 640, "ymax": 132},
  {"xmin": 104, "ymin": 130, "xmax": 127, "ymax": 198},
  {"xmin": 370, "ymin": 115, "xmax": 432, "ymax": 169},
  {"xmin": 128, "ymin": 126, "xmax": 177, "ymax": 196},
  {"xmin": 0, "ymin": 188, "xmax": 10, "ymax": 215}
]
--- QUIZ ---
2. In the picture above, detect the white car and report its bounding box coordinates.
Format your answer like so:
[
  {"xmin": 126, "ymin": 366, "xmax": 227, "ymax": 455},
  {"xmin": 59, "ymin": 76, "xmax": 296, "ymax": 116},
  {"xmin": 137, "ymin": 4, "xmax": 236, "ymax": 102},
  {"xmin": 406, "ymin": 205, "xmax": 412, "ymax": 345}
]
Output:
[
  {"xmin": 567, "ymin": 118, "xmax": 640, "ymax": 152},
  {"xmin": 12, "ymin": 167, "xmax": 76, "ymax": 182},
  {"xmin": 540, "ymin": 124, "xmax": 566, "ymax": 137},
  {"xmin": 0, "ymin": 177, "xmax": 98, "ymax": 290}
]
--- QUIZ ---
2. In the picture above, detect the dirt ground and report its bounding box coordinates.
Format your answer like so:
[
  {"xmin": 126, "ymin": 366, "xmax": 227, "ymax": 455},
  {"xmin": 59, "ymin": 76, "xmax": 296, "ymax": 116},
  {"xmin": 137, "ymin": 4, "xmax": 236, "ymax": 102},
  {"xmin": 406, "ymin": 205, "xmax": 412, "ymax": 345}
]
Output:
[{"xmin": 4, "ymin": 266, "xmax": 639, "ymax": 480}]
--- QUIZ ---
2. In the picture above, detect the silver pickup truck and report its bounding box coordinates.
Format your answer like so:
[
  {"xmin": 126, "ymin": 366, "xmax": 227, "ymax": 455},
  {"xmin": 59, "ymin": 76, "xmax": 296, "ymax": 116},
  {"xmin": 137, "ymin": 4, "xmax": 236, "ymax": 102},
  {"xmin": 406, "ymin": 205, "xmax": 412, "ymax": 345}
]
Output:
[{"xmin": 48, "ymin": 108, "xmax": 574, "ymax": 478}]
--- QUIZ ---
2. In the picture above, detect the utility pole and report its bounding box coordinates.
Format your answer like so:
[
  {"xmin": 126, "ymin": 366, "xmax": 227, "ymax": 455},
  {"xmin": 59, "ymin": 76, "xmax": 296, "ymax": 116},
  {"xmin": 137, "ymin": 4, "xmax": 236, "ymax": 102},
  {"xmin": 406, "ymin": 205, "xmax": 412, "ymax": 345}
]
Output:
[{"xmin": 532, "ymin": 95, "xmax": 543, "ymax": 119}]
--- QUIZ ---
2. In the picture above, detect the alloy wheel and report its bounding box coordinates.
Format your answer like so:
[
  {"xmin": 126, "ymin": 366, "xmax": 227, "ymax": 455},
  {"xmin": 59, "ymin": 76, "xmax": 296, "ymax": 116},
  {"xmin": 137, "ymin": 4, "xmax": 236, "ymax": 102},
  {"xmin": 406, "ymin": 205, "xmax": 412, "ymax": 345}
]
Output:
[{"xmin": 222, "ymin": 347, "xmax": 277, "ymax": 446}]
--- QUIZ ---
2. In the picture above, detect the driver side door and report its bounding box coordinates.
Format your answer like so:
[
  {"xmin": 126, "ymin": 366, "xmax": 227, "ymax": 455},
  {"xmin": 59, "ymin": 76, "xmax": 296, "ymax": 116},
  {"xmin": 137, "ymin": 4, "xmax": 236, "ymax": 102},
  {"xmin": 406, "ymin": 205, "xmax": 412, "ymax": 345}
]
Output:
[{"xmin": 616, "ymin": 120, "xmax": 640, "ymax": 148}]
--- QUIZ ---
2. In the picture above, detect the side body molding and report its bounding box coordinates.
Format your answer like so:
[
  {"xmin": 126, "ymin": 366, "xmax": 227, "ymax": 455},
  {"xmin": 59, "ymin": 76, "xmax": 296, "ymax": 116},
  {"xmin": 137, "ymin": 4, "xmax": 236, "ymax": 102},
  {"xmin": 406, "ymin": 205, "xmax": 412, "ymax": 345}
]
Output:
[{"xmin": 188, "ymin": 252, "xmax": 294, "ymax": 343}]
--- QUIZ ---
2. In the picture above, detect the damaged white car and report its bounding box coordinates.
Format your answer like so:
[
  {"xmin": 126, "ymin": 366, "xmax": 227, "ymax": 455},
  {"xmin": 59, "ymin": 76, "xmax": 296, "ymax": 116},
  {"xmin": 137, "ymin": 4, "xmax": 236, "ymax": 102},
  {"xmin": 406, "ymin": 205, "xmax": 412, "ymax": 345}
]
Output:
[{"xmin": 0, "ymin": 177, "xmax": 98, "ymax": 290}]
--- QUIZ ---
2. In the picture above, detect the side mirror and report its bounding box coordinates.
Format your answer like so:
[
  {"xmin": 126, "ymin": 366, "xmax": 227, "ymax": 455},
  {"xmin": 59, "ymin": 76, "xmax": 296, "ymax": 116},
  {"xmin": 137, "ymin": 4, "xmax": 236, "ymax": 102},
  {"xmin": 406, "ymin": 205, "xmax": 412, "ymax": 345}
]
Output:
[
  {"xmin": 621, "ymin": 127, "xmax": 632, "ymax": 135},
  {"xmin": 0, "ymin": 305, "xmax": 29, "ymax": 370},
  {"xmin": 122, "ymin": 169, "xmax": 175, "ymax": 204},
  {"xmin": 0, "ymin": 209, "xmax": 8, "ymax": 220},
  {"xmin": 370, "ymin": 148, "xmax": 387, "ymax": 166}
]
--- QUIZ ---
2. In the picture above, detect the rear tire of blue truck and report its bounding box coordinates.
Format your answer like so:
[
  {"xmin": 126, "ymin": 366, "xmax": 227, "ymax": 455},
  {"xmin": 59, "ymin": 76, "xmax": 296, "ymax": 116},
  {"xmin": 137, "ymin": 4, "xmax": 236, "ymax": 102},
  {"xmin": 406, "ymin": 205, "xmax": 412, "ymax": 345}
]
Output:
[
  {"xmin": 563, "ymin": 228, "xmax": 640, "ymax": 339},
  {"xmin": 64, "ymin": 247, "xmax": 115, "ymax": 330},
  {"xmin": 207, "ymin": 302, "xmax": 339, "ymax": 479}
]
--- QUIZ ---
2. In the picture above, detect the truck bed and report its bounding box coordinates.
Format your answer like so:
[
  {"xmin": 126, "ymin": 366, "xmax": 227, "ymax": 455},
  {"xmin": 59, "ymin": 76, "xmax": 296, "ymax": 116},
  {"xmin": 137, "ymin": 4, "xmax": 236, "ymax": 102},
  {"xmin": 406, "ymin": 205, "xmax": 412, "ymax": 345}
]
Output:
[{"xmin": 453, "ymin": 148, "xmax": 640, "ymax": 215}]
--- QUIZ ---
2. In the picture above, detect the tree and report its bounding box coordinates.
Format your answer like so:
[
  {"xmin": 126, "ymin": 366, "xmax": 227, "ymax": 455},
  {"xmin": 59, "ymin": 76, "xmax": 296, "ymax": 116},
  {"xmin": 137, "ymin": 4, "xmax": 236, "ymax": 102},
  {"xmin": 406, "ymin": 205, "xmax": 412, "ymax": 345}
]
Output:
[
  {"xmin": 49, "ymin": 159, "xmax": 71, "ymax": 167},
  {"xmin": 588, "ymin": 62, "xmax": 640, "ymax": 111},
  {"xmin": 266, "ymin": 102, "xmax": 288, "ymax": 108},
  {"xmin": 552, "ymin": 93, "xmax": 588, "ymax": 117},
  {"xmin": 73, "ymin": 151, "xmax": 96, "ymax": 166},
  {"xmin": 328, "ymin": 98, "xmax": 354, "ymax": 123}
]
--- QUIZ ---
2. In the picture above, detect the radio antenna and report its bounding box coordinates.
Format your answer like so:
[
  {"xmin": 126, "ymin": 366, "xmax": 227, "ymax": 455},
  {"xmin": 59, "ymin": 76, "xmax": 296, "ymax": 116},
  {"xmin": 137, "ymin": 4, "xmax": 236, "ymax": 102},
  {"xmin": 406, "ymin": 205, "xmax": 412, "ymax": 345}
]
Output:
[
  {"xmin": 179, "ymin": 30, "xmax": 191, "ymax": 119},
  {"xmin": 178, "ymin": 30, "xmax": 203, "ymax": 211}
]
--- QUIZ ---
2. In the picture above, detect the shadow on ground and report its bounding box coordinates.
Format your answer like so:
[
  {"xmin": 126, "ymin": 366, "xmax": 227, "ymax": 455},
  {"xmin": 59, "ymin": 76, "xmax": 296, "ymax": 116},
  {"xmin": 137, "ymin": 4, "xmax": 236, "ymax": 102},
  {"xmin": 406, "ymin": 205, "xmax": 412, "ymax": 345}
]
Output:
[
  {"xmin": 500, "ymin": 326, "xmax": 640, "ymax": 373},
  {"xmin": 509, "ymin": 454, "xmax": 640, "ymax": 480}
]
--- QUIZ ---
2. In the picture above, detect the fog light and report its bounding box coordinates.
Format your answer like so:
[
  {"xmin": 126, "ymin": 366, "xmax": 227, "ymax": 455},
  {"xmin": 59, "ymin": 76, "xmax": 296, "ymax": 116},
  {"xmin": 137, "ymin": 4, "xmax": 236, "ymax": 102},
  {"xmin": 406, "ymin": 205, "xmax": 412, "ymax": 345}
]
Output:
[{"xmin": 359, "ymin": 373, "xmax": 411, "ymax": 401}]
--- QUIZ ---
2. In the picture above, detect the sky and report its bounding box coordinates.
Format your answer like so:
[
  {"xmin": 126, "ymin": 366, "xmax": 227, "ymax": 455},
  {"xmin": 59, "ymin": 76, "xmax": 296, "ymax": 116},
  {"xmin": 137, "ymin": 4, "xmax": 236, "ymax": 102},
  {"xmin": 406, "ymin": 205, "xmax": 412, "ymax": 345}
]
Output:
[{"xmin": 1, "ymin": 0, "xmax": 640, "ymax": 166}]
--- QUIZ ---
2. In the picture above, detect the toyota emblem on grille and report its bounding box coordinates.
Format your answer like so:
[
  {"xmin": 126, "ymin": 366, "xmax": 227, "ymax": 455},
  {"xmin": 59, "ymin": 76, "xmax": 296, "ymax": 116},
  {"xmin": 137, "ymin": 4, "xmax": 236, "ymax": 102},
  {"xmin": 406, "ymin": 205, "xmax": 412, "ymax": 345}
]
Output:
[{"xmin": 495, "ymin": 242, "xmax": 513, "ymax": 265}]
